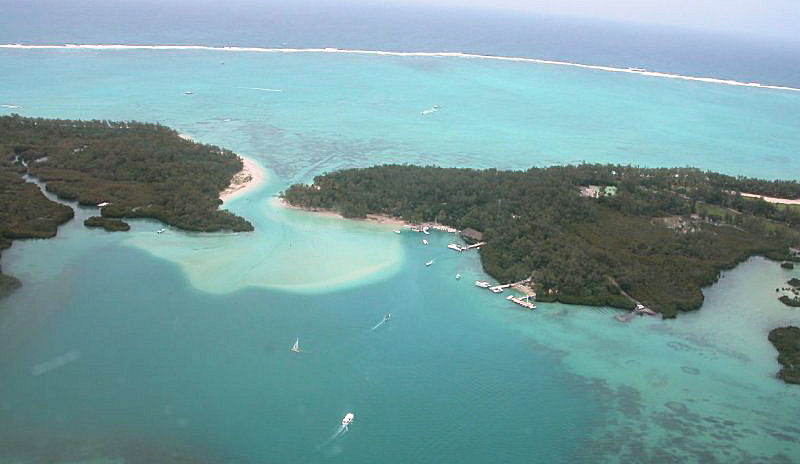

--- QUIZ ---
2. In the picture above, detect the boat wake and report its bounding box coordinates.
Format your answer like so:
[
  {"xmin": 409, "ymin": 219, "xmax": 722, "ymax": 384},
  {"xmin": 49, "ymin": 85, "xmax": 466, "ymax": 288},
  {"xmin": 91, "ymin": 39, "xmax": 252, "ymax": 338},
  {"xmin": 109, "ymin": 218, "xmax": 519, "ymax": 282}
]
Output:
[
  {"xmin": 31, "ymin": 350, "xmax": 80, "ymax": 376},
  {"xmin": 1, "ymin": 104, "xmax": 23, "ymax": 109},
  {"xmin": 2, "ymin": 44, "xmax": 799, "ymax": 93},
  {"xmin": 421, "ymin": 105, "xmax": 440, "ymax": 115},
  {"xmin": 370, "ymin": 313, "xmax": 392, "ymax": 331},
  {"xmin": 317, "ymin": 424, "xmax": 348, "ymax": 450},
  {"xmin": 239, "ymin": 86, "xmax": 283, "ymax": 92}
]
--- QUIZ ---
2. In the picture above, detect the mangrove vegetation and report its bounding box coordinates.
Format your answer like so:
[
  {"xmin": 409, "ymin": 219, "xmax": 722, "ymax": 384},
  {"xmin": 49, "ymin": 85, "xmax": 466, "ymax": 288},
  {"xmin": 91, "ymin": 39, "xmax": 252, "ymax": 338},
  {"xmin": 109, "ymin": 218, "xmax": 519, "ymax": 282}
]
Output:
[
  {"xmin": 283, "ymin": 164, "xmax": 800, "ymax": 317},
  {"xmin": 768, "ymin": 326, "xmax": 800, "ymax": 384},
  {"xmin": 0, "ymin": 115, "xmax": 254, "ymax": 299}
]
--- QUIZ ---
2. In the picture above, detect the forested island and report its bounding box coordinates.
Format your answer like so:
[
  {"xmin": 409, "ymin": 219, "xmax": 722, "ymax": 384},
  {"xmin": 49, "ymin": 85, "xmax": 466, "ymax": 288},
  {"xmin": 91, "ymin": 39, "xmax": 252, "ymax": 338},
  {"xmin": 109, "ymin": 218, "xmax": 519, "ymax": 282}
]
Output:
[
  {"xmin": 283, "ymin": 164, "xmax": 800, "ymax": 318},
  {"xmin": 768, "ymin": 327, "xmax": 800, "ymax": 384},
  {"xmin": 0, "ymin": 115, "xmax": 253, "ymax": 298},
  {"xmin": 83, "ymin": 216, "xmax": 131, "ymax": 232}
]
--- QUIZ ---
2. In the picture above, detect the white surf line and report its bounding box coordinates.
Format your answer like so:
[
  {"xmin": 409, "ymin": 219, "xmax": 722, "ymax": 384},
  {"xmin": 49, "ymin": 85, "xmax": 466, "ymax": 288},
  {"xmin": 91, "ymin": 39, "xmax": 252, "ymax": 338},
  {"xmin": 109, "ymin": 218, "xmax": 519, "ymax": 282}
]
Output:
[
  {"xmin": 239, "ymin": 86, "xmax": 283, "ymax": 92},
  {"xmin": 3, "ymin": 43, "xmax": 800, "ymax": 93}
]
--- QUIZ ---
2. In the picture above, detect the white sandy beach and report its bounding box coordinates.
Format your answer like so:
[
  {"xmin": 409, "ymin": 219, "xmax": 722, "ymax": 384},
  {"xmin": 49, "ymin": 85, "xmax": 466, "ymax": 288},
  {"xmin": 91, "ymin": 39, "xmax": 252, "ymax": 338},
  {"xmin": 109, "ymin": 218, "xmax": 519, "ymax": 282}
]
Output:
[
  {"xmin": 276, "ymin": 197, "xmax": 462, "ymax": 234},
  {"xmin": 220, "ymin": 155, "xmax": 266, "ymax": 202},
  {"xmin": 177, "ymin": 132, "xmax": 266, "ymax": 203}
]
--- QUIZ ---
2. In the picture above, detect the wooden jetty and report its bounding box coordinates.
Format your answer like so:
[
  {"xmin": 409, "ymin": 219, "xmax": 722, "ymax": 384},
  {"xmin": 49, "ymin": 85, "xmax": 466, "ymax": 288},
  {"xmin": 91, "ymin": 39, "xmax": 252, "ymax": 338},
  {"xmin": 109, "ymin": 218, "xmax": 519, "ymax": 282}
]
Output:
[{"xmin": 506, "ymin": 295, "xmax": 536, "ymax": 310}]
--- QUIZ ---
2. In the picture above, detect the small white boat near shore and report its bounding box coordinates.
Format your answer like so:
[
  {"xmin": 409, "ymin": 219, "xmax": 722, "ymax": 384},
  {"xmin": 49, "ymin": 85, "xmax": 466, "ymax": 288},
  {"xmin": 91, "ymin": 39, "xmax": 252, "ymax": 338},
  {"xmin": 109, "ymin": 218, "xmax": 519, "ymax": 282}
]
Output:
[
  {"xmin": 342, "ymin": 413, "xmax": 354, "ymax": 426},
  {"xmin": 156, "ymin": 228, "xmax": 166, "ymax": 234}
]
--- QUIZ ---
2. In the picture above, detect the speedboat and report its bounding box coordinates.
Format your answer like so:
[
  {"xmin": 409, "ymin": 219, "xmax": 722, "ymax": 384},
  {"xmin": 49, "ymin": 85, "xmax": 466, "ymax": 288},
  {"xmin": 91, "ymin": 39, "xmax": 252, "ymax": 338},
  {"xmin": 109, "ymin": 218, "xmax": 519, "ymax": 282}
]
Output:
[
  {"xmin": 156, "ymin": 228, "xmax": 166, "ymax": 234},
  {"xmin": 474, "ymin": 280, "xmax": 491, "ymax": 288},
  {"xmin": 425, "ymin": 260, "xmax": 434, "ymax": 266},
  {"xmin": 394, "ymin": 230, "xmax": 401, "ymax": 234},
  {"xmin": 342, "ymin": 413, "xmax": 355, "ymax": 426},
  {"xmin": 456, "ymin": 273, "xmax": 461, "ymax": 280},
  {"xmin": 184, "ymin": 91, "xmax": 193, "ymax": 95},
  {"xmin": 422, "ymin": 239, "xmax": 428, "ymax": 245}
]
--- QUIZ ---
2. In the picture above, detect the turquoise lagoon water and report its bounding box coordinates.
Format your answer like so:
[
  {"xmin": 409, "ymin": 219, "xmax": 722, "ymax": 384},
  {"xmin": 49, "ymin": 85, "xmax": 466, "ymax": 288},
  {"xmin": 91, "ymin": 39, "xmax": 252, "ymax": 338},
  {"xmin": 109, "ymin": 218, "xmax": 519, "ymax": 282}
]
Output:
[{"xmin": 1, "ymin": 47, "xmax": 800, "ymax": 463}]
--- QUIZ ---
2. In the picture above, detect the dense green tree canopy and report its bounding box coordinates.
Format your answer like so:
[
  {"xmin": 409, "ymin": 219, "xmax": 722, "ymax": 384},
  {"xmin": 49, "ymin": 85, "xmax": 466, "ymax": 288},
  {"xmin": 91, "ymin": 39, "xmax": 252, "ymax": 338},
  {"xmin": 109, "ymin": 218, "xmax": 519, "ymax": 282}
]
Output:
[
  {"xmin": 769, "ymin": 326, "xmax": 800, "ymax": 384},
  {"xmin": 283, "ymin": 164, "xmax": 800, "ymax": 317},
  {"xmin": 0, "ymin": 115, "xmax": 254, "ymax": 299}
]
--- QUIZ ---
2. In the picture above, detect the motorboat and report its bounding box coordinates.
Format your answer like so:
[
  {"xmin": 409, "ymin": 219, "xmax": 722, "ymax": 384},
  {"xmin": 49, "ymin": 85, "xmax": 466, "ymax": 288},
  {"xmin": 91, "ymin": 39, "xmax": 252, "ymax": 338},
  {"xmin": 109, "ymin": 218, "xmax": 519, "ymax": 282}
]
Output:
[
  {"xmin": 156, "ymin": 228, "xmax": 166, "ymax": 234},
  {"xmin": 342, "ymin": 413, "xmax": 355, "ymax": 426},
  {"xmin": 425, "ymin": 259, "xmax": 434, "ymax": 266},
  {"xmin": 456, "ymin": 273, "xmax": 461, "ymax": 280}
]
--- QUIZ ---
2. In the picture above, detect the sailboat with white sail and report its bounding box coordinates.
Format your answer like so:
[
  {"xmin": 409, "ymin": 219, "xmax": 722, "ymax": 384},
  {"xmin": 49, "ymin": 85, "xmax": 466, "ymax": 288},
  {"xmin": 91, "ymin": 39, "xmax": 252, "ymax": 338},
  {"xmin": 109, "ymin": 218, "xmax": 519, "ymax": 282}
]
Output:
[{"xmin": 290, "ymin": 337, "xmax": 302, "ymax": 353}]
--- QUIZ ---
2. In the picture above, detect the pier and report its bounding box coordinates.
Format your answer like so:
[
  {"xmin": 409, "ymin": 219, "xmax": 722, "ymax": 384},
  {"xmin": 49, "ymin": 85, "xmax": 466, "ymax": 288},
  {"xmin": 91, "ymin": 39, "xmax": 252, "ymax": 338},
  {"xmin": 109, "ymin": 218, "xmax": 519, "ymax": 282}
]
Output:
[
  {"xmin": 448, "ymin": 241, "xmax": 486, "ymax": 252},
  {"xmin": 506, "ymin": 295, "xmax": 536, "ymax": 310},
  {"xmin": 607, "ymin": 277, "xmax": 658, "ymax": 322}
]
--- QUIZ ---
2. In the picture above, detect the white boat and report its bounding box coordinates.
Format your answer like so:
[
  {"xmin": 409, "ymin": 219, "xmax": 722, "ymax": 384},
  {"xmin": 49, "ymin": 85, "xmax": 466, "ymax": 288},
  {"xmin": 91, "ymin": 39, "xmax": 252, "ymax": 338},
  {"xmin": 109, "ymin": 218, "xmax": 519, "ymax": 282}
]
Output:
[
  {"xmin": 425, "ymin": 259, "xmax": 434, "ymax": 266},
  {"xmin": 448, "ymin": 243, "xmax": 464, "ymax": 252},
  {"xmin": 184, "ymin": 90, "xmax": 193, "ymax": 95},
  {"xmin": 474, "ymin": 280, "xmax": 491, "ymax": 288},
  {"xmin": 422, "ymin": 227, "xmax": 431, "ymax": 235},
  {"xmin": 456, "ymin": 273, "xmax": 461, "ymax": 280},
  {"xmin": 371, "ymin": 313, "xmax": 392, "ymax": 331},
  {"xmin": 422, "ymin": 239, "xmax": 428, "ymax": 245},
  {"xmin": 97, "ymin": 201, "xmax": 109, "ymax": 207},
  {"xmin": 342, "ymin": 413, "xmax": 354, "ymax": 426},
  {"xmin": 290, "ymin": 337, "xmax": 302, "ymax": 353},
  {"xmin": 156, "ymin": 228, "xmax": 166, "ymax": 234},
  {"xmin": 394, "ymin": 230, "xmax": 401, "ymax": 234}
]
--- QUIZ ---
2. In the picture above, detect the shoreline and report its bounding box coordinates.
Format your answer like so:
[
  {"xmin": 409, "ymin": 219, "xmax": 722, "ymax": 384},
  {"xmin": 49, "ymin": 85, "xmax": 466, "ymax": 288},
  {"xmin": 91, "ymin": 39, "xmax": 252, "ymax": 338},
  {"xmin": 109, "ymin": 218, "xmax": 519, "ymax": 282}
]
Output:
[
  {"xmin": 177, "ymin": 133, "xmax": 266, "ymax": 203},
  {"xmin": 277, "ymin": 198, "xmax": 459, "ymax": 232},
  {"xmin": 220, "ymin": 155, "xmax": 266, "ymax": 202}
]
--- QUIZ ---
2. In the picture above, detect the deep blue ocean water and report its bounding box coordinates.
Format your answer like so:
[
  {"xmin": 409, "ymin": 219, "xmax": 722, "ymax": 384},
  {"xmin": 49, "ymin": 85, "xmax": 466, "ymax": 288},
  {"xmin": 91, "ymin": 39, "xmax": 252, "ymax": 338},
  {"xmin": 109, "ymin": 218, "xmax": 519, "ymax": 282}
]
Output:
[{"xmin": 1, "ymin": 2, "xmax": 800, "ymax": 463}]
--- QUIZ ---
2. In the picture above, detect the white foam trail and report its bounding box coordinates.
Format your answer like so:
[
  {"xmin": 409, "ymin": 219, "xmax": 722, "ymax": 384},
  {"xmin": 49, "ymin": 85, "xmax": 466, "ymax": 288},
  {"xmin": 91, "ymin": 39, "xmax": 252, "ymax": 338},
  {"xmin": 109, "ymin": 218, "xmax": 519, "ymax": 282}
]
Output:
[
  {"xmin": 239, "ymin": 86, "xmax": 283, "ymax": 92},
  {"xmin": 1, "ymin": 104, "xmax": 22, "ymax": 109},
  {"xmin": 318, "ymin": 424, "xmax": 348, "ymax": 449},
  {"xmin": 2, "ymin": 43, "xmax": 800, "ymax": 93},
  {"xmin": 31, "ymin": 350, "xmax": 80, "ymax": 376}
]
